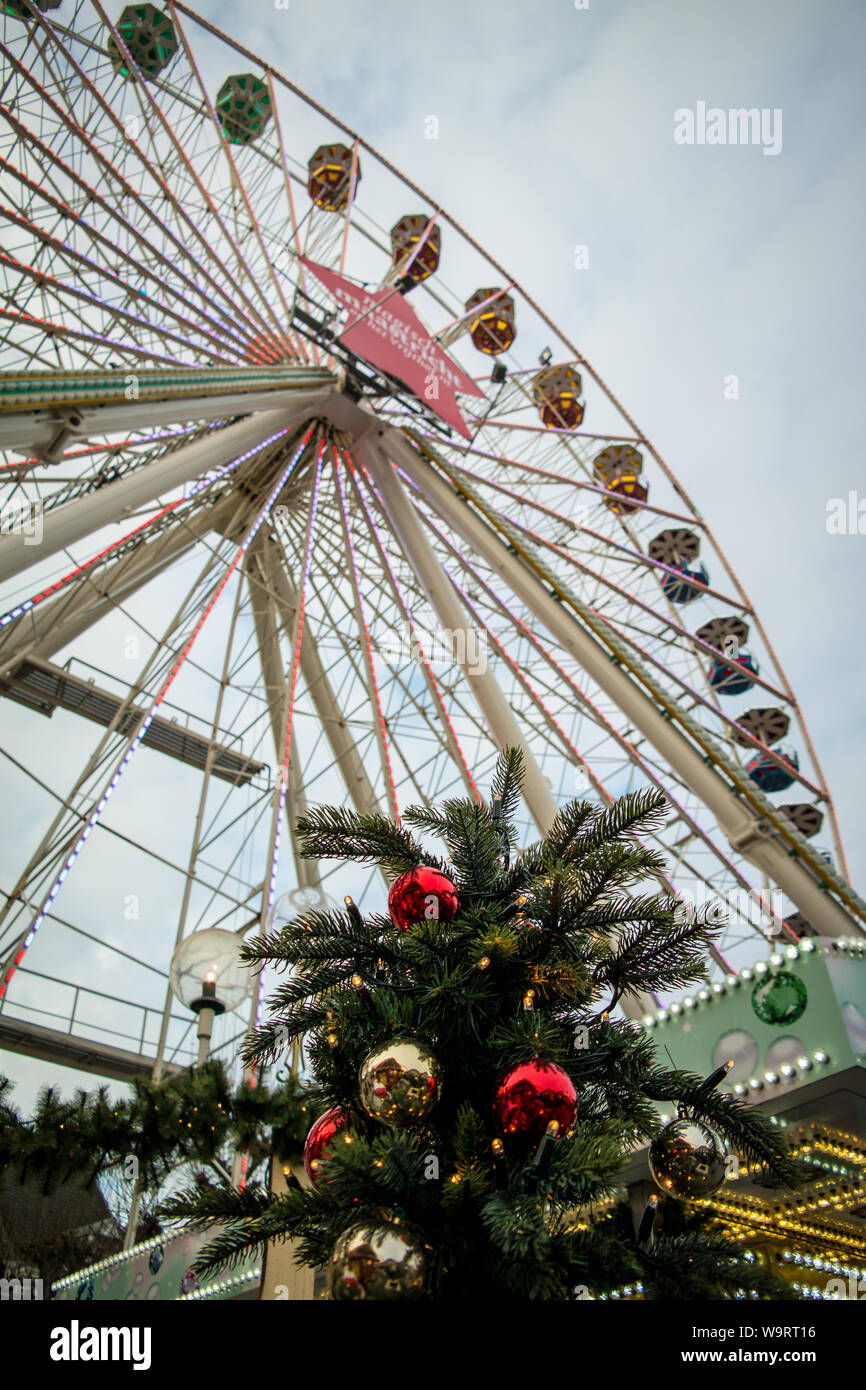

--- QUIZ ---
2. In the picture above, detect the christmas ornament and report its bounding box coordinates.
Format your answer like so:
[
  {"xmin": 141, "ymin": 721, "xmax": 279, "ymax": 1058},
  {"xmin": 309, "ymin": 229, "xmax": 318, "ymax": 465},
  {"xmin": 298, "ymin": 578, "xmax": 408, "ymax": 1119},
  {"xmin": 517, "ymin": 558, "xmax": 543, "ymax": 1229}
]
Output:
[
  {"xmin": 148, "ymin": 1244, "xmax": 165, "ymax": 1275},
  {"xmin": 359, "ymin": 1038, "xmax": 442, "ymax": 1126},
  {"xmin": 328, "ymin": 1220, "xmax": 426, "ymax": 1300},
  {"xmin": 649, "ymin": 1113, "xmax": 727, "ymax": 1199},
  {"xmin": 493, "ymin": 1059, "xmax": 577, "ymax": 1151},
  {"xmin": 751, "ymin": 971, "xmax": 807, "ymax": 1026},
  {"xmin": 387, "ymin": 866, "xmax": 458, "ymax": 931},
  {"xmin": 304, "ymin": 1105, "xmax": 349, "ymax": 1182}
]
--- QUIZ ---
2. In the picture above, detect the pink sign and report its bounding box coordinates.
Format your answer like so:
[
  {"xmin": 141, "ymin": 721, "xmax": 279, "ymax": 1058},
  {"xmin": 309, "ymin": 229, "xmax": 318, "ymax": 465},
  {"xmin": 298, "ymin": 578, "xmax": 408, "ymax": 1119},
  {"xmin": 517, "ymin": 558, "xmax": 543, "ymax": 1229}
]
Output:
[{"xmin": 300, "ymin": 257, "xmax": 484, "ymax": 439}]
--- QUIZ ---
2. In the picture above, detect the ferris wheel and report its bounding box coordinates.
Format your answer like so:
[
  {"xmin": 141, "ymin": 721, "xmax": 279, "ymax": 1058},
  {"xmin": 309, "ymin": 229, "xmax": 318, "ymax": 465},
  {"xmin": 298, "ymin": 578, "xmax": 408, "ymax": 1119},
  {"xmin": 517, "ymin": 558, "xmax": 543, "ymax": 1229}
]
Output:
[{"xmin": 0, "ymin": 0, "xmax": 863, "ymax": 1081}]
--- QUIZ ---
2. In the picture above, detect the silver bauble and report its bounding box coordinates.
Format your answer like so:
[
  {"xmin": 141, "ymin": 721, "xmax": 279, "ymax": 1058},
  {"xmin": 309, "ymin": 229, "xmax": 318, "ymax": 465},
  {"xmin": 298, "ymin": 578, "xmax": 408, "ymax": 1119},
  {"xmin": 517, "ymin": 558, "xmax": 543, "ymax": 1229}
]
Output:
[{"xmin": 649, "ymin": 1116, "xmax": 727, "ymax": 1199}]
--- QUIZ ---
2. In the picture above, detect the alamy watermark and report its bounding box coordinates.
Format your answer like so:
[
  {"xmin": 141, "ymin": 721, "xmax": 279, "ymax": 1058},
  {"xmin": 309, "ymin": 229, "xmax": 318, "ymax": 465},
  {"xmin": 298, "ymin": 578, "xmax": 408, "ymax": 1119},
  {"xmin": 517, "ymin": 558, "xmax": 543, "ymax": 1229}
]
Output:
[
  {"xmin": 673, "ymin": 882, "xmax": 786, "ymax": 940},
  {"xmin": 1, "ymin": 1275, "xmax": 43, "ymax": 1300},
  {"xmin": 373, "ymin": 621, "xmax": 487, "ymax": 675},
  {"xmin": 826, "ymin": 491, "xmax": 866, "ymax": 535},
  {"xmin": 674, "ymin": 102, "xmax": 782, "ymax": 157},
  {"xmin": 1, "ymin": 499, "xmax": 43, "ymax": 546}
]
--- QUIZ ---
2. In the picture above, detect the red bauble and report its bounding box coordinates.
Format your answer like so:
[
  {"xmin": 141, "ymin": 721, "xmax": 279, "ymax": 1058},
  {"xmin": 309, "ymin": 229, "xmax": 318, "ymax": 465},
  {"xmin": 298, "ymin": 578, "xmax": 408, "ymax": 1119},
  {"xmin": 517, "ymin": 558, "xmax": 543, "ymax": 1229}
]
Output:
[
  {"xmin": 387, "ymin": 867, "xmax": 458, "ymax": 931},
  {"xmin": 304, "ymin": 1106, "xmax": 348, "ymax": 1183},
  {"xmin": 493, "ymin": 1060, "xmax": 577, "ymax": 1151}
]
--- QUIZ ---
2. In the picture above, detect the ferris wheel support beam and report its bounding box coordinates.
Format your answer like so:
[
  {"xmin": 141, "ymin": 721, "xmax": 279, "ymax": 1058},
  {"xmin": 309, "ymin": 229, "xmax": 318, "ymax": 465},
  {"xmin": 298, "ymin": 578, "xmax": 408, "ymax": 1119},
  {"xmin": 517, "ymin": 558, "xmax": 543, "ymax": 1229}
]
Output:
[
  {"xmin": 354, "ymin": 438, "xmax": 560, "ymax": 835},
  {"xmin": 386, "ymin": 431, "xmax": 865, "ymax": 939},
  {"xmin": 0, "ymin": 497, "xmax": 236, "ymax": 676},
  {"xmin": 0, "ymin": 404, "xmax": 323, "ymax": 585},
  {"xmin": 256, "ymin": 532, "xmax": 384, "ymax": 820},
  {"xmin": 245, "ymin": 539, "xmax": 318, "ymax": 893}
]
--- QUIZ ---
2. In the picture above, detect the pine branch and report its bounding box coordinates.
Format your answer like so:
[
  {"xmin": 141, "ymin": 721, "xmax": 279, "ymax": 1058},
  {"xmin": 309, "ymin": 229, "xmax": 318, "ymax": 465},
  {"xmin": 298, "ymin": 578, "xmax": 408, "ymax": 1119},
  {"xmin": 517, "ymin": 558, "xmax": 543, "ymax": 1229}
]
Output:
[
  {"xmin": 295, "ymin": 807, "xmax": 426, "ymax": 872},
  {"xmin": 489, "ymin": 745, "xmax": 525, "ymax": 823},
  {"xmin": 547, "ymin": 788, "xmax": 669, "ymax": 863},
  {"xmin": 594, "ymin": 906, "xmax": 720, "ymax": 997}
]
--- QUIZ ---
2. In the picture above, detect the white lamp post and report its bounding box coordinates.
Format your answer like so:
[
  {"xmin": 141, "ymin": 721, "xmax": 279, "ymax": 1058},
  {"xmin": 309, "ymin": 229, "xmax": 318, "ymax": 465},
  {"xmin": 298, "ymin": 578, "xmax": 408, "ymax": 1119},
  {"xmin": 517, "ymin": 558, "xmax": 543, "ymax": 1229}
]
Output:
[{"xmin": 169, "ymin": 928, "xmax": 250, "ymax": 1066}]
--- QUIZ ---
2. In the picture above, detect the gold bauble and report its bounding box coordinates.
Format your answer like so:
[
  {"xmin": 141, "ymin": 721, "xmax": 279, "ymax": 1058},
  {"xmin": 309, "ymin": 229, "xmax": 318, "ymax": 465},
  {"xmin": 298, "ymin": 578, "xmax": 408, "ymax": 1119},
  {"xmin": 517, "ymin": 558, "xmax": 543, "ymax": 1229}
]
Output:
[
  {"xmin": 358, "ymin": 1038, "xmax": 442, "ymax": 1126},
  {"xmin": 328, "ymin": 1221, "xmax": 426, "ymax": 1300}
]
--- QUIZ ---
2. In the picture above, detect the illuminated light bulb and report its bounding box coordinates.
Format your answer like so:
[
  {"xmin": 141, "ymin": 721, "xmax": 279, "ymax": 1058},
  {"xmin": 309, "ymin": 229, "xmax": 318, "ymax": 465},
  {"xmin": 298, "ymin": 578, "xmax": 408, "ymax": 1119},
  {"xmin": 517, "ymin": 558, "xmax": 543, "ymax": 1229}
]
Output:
[
  {"xmin": 478, "ymin": 955, "xmax": 491, "ymax": 970},
  {"xmin": 327, "ymin": 1032, "xmax": 338, "ymax": 1048},
  {"xmin": 350, "ymin": 973, "xmax": 363, "ymax": 988},
  {"xmin": 523, "ymin": 989, "xmax": 536, "ymax": 1011}
]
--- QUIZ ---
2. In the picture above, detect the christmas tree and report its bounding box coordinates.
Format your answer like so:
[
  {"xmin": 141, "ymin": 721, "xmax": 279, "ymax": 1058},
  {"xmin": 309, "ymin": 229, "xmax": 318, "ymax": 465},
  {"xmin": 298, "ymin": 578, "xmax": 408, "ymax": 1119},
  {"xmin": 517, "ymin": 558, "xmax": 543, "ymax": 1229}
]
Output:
[{"xmin": 165, "ymin": 749, "xmax": 799, "ymax": 1300}]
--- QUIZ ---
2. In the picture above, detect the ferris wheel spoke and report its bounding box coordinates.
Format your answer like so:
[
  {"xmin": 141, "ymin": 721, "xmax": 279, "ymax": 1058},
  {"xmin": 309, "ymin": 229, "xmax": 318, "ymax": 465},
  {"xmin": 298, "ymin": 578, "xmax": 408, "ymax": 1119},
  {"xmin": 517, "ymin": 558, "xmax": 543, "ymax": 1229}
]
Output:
[
  {"xmin": 54, "ymin": 12, "xmax": 291, "ymax": 350},
  {"xmin": 0, "ymin": 107, "xmax": 263, "ymax": 360},
  {"xmin": 355, "ymin": 438, "xmax": 560, "ymax": 833},
  {"xmin": 408, "ymin": 434, "xmax": 798, "ymax": 738},
  {"xmin": 384, "ymin": 424, "xmax": 864, "ymax": 934},
  {"xmin": 0, "ymin": 73, "xmax": 262, "ymax": 368},
  {"xmin": 0, "ymin": 244, "xmax": 230, "ymax": 365},
  {"xmin": 296, "ymin": 490, "xmax": 467, "ymax": 816},
  {"xmin": 427, "ymin": 439, "xmax": 747, "ymax": 612},
  {"xmin": 411, "ymin": 492, "xmax": 782, "ymax": 948},
  {"xmin": 342, "ymin": 449, "xmax": 482, "ymax": 805},
  {"xmin": 0, "ymin": 190, "xmax": 240, "ymax": 362},
  {"xmin": 119, "ymin": 0, "xmax": 301, "ymax": 362},
  {"xmin": 333, "ymin": 451, "xmax": 399, "ymax": 821},
  {"xmin": 402, "ymin": 453, "xmax": 747, "ymax": 699}
]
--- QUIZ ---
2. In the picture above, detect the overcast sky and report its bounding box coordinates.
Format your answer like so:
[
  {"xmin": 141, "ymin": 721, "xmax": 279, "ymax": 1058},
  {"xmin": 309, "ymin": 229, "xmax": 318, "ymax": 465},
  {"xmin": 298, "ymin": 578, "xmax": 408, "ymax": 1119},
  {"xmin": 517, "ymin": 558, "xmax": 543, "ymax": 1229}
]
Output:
[{"xmin": 2, "ymin": 0, "xmax": 865, "ymax": 1110}]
